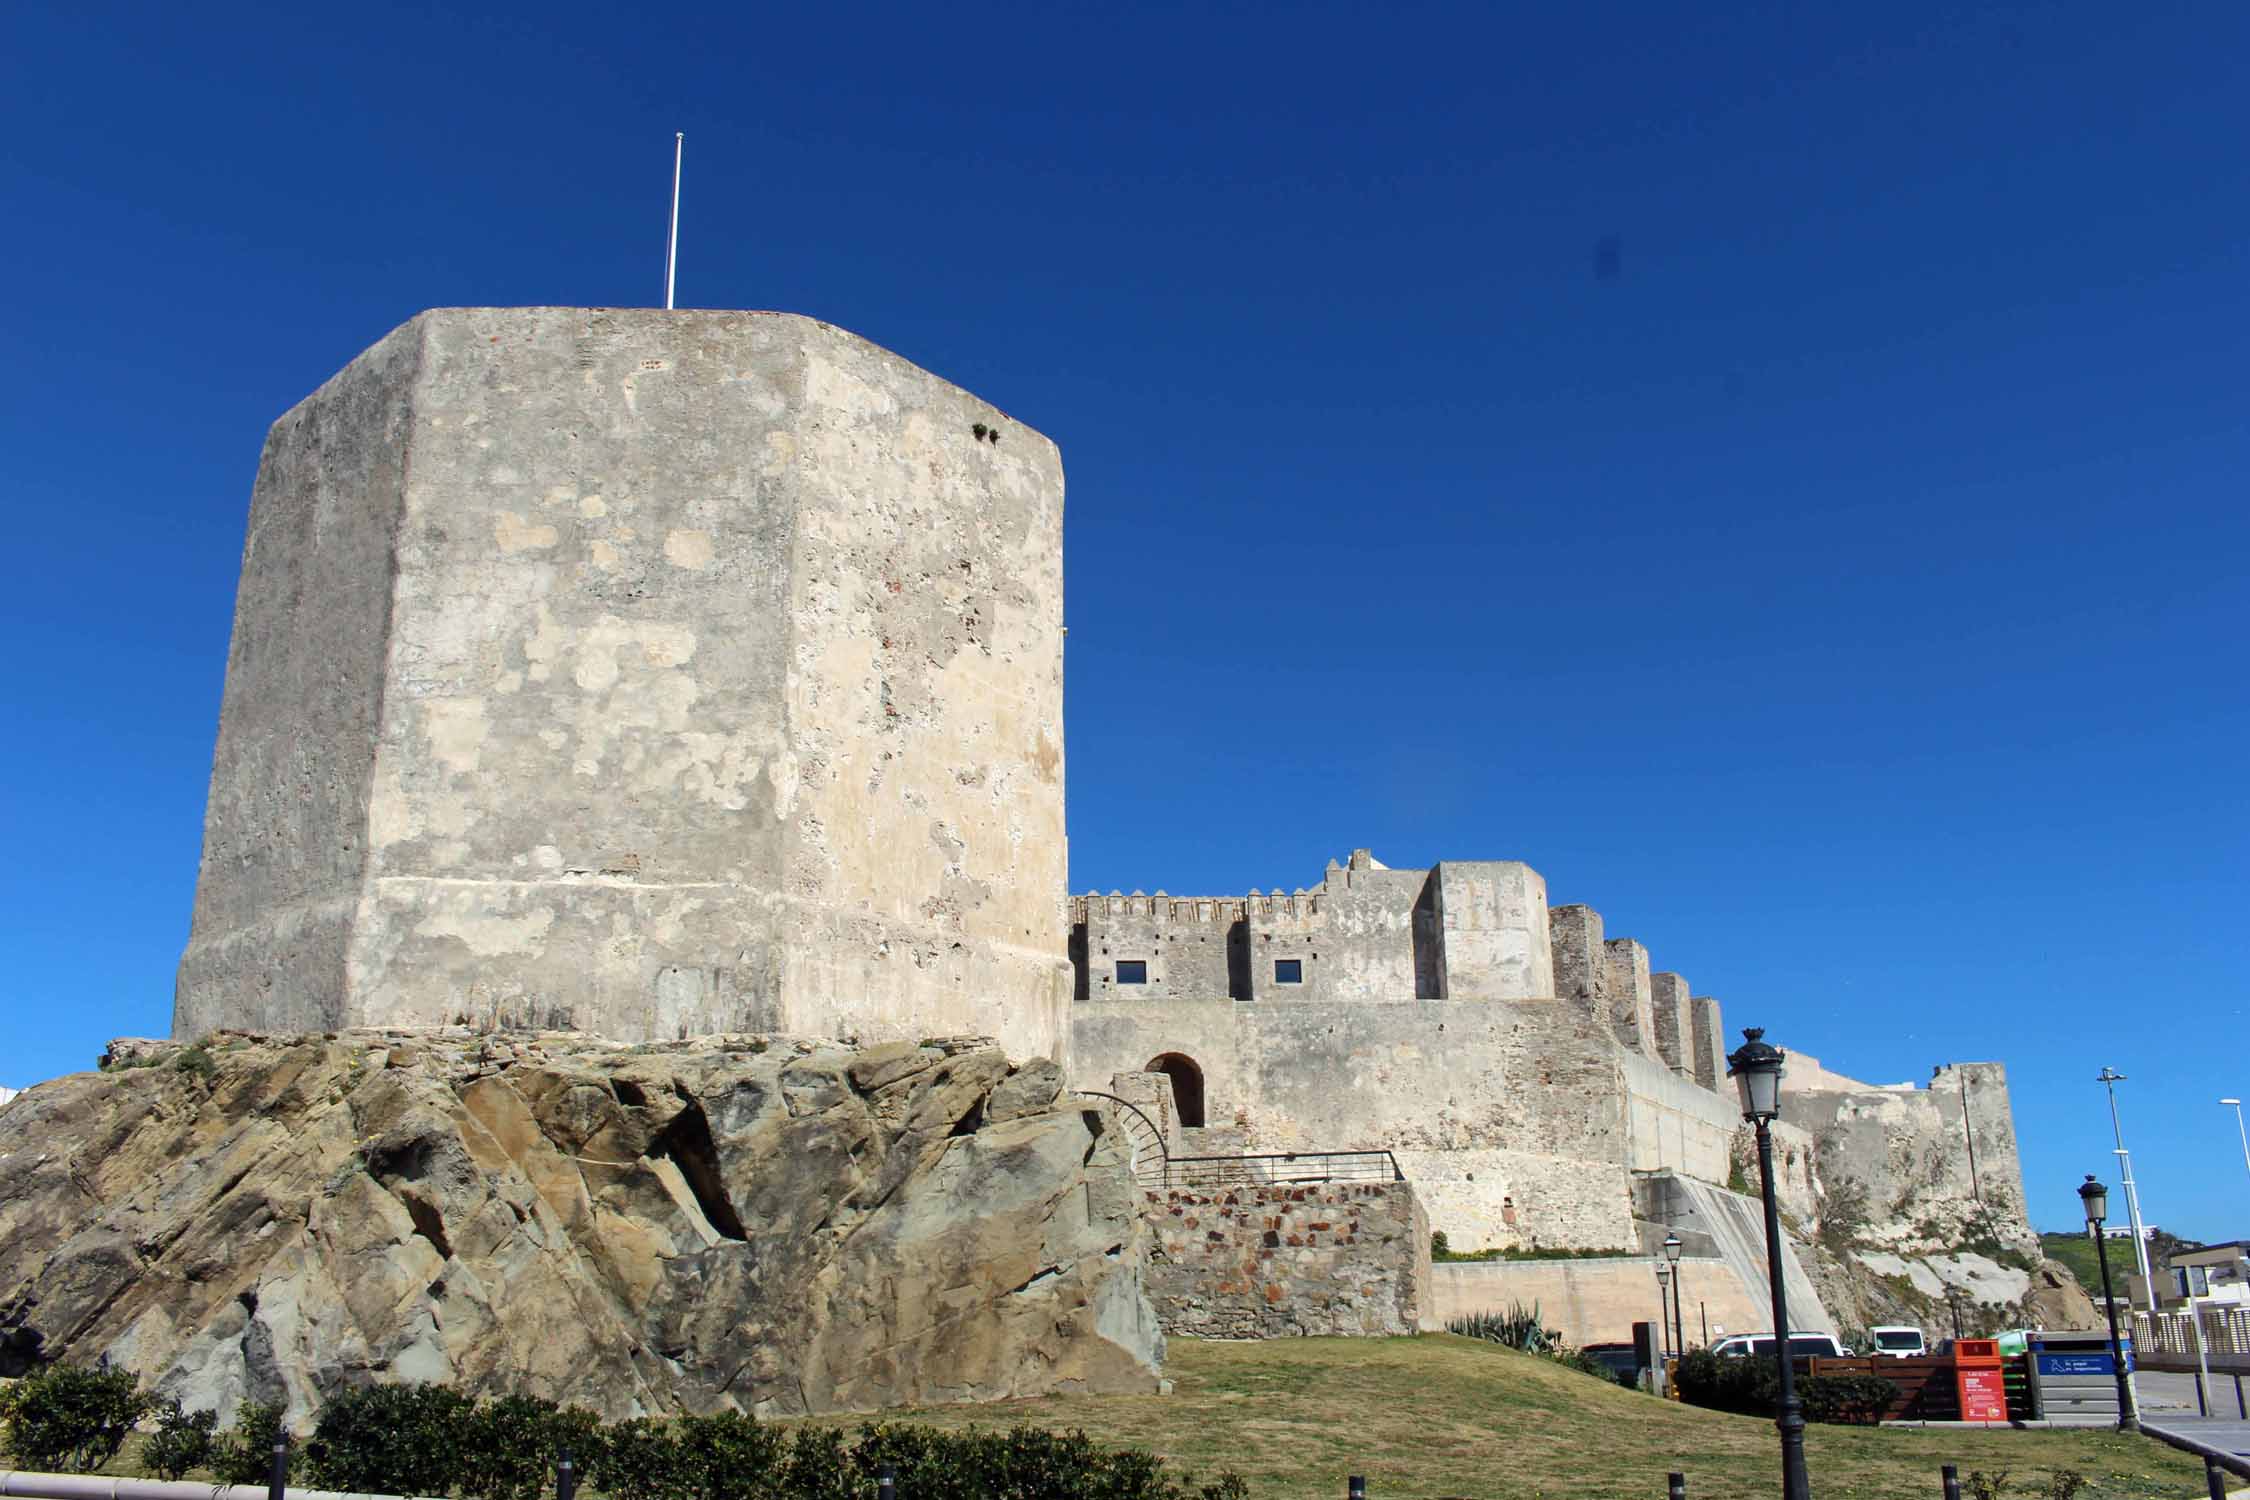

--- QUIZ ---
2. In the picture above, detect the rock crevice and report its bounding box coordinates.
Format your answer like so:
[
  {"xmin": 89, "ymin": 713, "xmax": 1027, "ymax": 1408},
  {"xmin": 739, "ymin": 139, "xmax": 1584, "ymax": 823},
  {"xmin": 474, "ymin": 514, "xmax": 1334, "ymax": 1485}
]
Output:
[{"xmin": 0, "ymin": 1031, "xmax": 1160, "ymax": 1423}]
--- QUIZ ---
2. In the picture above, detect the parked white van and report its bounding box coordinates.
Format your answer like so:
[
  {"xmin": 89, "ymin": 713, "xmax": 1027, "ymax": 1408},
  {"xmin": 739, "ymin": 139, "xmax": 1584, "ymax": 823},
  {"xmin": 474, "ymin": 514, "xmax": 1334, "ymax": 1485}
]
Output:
[
  {"xmin": 1709, "ymin": 1332, "xmax": 1849, "ymax": 1360},
  {"xmin": 1869, "ymin": 1326, "xmax": 1928, "ymax": 1358}
]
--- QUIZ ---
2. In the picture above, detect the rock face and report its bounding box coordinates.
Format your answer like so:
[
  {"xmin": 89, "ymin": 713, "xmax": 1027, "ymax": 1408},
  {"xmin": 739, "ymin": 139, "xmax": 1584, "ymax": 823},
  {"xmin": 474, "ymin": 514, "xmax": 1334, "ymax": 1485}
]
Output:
[
  {"xmin": 0, "ymin": 1032, "xmax": 1161, "ymax": 1425},
  {"xmin": 175, "ymin": 309, "xmax": 1071, "ymax": 1067}
]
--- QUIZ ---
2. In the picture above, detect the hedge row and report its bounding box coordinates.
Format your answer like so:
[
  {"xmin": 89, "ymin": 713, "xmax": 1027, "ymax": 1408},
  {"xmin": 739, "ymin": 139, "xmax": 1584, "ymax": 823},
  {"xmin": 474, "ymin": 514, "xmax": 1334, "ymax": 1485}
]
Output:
[
  {"xmin": 0, "ymin": 1366, "xmax": 1245, "ymax": 1500},
  {"xmin": 1672, "ymin": 1349, "xmax": 1899, "ymax": 1426}
]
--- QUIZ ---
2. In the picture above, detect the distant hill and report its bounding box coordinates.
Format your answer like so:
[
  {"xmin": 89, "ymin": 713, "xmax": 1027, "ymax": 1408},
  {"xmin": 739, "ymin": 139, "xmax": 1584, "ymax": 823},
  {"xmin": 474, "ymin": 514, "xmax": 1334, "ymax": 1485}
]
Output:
[{"xmin": 2040, "ymin": 1229, "xmax": 2201, "ymax": 1295}]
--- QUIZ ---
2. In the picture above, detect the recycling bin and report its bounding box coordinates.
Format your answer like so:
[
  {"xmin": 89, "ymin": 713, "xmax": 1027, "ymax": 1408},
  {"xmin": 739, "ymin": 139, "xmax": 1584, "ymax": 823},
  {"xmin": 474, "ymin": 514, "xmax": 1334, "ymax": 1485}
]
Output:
[{"xmin": 1954, "ymin": 1337, "xmax": 2009, "ymax": 1423}]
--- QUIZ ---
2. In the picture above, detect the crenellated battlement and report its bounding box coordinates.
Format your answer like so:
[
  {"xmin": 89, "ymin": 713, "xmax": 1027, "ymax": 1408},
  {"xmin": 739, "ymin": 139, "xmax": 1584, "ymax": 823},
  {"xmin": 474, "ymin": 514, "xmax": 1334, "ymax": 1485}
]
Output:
[
  {"xmin": 1071, "ymin": 852, "xmax": 1716, "ymax": 1075},
  {"xmin": 1069, "ymin": 890, "xmax": 1326, "ymax": 924}
]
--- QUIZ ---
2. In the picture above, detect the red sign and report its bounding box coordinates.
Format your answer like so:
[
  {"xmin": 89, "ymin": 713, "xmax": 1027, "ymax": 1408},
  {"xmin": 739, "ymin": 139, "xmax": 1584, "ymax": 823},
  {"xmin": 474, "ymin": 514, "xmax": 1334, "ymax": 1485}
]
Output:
[{"xmin": 1957, "ymin": 1365, "xmax": 2009, "ymax": 1423}]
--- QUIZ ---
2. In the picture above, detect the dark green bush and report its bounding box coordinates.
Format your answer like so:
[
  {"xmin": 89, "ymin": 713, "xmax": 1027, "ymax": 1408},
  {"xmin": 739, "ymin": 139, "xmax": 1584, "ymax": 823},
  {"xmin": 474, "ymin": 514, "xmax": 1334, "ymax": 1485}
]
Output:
[
  {"xmin": 0, "ymin": 1357, "xmax": 1247, "ymax": 1499},
  {"xmin": 0, "ymin": 1362, "xmax": 152, "ymax": 1472},
  {"xmin": 458, "ymin": 1395, "xmax": 607, "ymax": 1500},
  {"xmin": 1798, "ymin": 1372, "xmax": 1899, "ymax": 1425},
  {"xmin": 847, "ymin": 1422, "xmax": 1243, "ymax": 1500},
  {"xmin": 1674, "ymin": 1349, "xmax": 1773, "ymax": 1415},
  {"xmin": 1673, "ymin": 1351, "xmax": 1896, "ymax": 1425},
  {"xmin": 144, "ymin": 1401, "xmax": 219, "ymax": 1479},
  {"xmin": 210, "ymin": 1400, "xmax": 286, "ymax": 1486},
  {"xmin": 303, "ymin": 1383, "xmax": 477, "ymax": 1495}
]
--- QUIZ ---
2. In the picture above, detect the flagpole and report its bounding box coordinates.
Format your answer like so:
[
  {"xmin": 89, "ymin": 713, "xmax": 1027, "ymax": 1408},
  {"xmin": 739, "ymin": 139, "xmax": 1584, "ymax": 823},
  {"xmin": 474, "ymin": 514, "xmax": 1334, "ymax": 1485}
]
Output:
[{"xmin": 665, "ymin": 132, "xmax": 683, "ymax": 310}]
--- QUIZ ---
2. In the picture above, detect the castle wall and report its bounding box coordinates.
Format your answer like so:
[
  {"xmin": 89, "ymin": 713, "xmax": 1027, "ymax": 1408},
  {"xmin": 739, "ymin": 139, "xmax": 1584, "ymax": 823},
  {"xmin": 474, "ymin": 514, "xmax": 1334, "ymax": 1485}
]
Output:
[
  {"xmin": 176, "ymin": 322, "xmax": 425, "ymax": 1040},
  {"xmin": 1620, "ymin": 1050, "xmax": 1741, "ymax": 1184},
  {"xmin": 1650, "ymin": 972, "xmax": 1692, "ymax": 1078},
  {"xmin": 1317, "ymin": 867, "xmax": 1432, "ymax": 1001},
  {"xmin": 1777, "ymin": 1062, "xmax": 2034, "ymax": 1255},
  {"xmin": 1143, "ymin": 1180, "xmax": 1433, "ymax": 1337},
  {"xmin": 1074, "ymin": 995, "xmax": 1642, "ymax": 1251},
  {"xmin": 1432, "ymin": 1255, "xmax": 1769, "ymax": 1348},
  {"xmin": 1603, "ymin": 938, "xmax": 1656, "ymax": 1059},
  {"xmin": 179, "ymin": 308, "xmax": 1070, "ymax": 1063},
  {"xmin": 1432, "ymin": 862, "xmax": 1553, "ymax": 1000},
  {"xmin": 1688, "ymin": 996, "xmax": 1728, "ymax": 1091}
]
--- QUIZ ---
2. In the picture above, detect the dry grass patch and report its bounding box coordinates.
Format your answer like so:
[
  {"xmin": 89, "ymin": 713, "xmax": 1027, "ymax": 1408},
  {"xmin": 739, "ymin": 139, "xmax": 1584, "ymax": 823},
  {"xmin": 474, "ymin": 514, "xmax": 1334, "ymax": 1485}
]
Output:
[{"xmin": 803, "ymin": 1336, "xmax": 2208, "ymax": 1500}]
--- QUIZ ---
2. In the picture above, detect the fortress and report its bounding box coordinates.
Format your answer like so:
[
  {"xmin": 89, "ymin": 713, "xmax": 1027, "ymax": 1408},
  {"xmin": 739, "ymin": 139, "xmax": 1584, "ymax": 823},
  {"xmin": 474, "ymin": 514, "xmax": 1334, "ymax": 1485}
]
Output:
[{"xmin": 175, "ymin": 308, "xmax": 2043, "ymax": 1343}]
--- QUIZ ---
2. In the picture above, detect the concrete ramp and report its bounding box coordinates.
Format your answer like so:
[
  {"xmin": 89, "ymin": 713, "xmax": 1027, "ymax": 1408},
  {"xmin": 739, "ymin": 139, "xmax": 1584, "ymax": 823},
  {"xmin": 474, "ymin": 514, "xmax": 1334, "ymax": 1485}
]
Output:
[{"xmin": 1637, "ymin": 1170, "xmax": 1837, "ymax": 1340}]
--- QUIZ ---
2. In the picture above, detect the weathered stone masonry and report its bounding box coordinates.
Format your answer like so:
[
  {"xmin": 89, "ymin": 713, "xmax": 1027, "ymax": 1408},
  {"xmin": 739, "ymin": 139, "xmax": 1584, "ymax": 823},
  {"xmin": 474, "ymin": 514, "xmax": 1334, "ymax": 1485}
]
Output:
[
  {"xmin": 1142, "ymin": 1181, "xmax": 1432, "ymax": 1338},
  {"xmin": 177, "ymin": 309, "xmax": 1071, "ymax": 1066}
]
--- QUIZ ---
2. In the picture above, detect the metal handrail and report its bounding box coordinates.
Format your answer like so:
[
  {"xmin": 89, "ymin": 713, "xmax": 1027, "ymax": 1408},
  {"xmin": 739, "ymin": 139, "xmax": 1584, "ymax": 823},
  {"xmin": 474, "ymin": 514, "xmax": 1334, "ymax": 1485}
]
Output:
[
  {"xmin": 1158, "ymin": 1149, "xmax": 1405, "ymax": 1188},
  {"xmin": 1070, "ymin": 1091, "xmax": 1171, "ymax": 1185}
]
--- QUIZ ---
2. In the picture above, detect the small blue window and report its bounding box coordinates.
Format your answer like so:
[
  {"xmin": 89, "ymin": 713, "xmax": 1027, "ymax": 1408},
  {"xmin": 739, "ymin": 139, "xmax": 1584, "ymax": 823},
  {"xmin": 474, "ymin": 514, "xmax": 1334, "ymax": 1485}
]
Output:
[
  {"xmin": 1116, "ymin": 960, "xmax": 1148, "ymax": 984},
  {"xmin": 1274, "ymin": 959, "xmax": 1303, "ymax": 984}
]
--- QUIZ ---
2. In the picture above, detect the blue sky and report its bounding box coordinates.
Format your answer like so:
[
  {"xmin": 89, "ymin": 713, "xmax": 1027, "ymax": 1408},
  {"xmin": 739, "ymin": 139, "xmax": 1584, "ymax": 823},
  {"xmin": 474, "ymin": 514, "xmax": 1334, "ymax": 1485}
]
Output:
[{"xmin": 2, "ymin": 2, "xmax": 2244, "ymax": 1239}]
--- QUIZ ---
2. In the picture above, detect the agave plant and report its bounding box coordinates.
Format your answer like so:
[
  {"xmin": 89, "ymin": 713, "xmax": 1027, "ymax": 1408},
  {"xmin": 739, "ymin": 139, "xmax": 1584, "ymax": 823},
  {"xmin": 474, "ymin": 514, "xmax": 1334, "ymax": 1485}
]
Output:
[{"xmin": 1447, "ymin": 1302, "xmax": 1559, "ymax": 1354}]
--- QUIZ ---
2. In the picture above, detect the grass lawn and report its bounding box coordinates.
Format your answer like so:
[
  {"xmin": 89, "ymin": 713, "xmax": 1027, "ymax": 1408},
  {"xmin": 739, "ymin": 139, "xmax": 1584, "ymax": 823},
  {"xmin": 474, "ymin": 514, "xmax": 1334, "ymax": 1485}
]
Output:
[{"xmin": 805, "ymin": 1336, "xmax": 2209, "ymax": 1500}]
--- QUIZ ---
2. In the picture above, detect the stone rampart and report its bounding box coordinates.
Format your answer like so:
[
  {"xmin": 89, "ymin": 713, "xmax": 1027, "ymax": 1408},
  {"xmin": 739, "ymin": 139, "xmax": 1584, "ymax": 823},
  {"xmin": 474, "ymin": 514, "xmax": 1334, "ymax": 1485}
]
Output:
[
  {"xmin": 178, "ymin": 309, "xmax": 1069, "ymax": 1063},
  {"xmin": 1779, "ymin": 1060, "xmax": 2035, "ymax": 1256},
  {"xmin": 1432, "ymin": 1255, "xmax": 1769, "ymax": 1348},
  {"xmin": 1142, "ymin": 1180, "xmax": 1431, "ymax": 1337}
]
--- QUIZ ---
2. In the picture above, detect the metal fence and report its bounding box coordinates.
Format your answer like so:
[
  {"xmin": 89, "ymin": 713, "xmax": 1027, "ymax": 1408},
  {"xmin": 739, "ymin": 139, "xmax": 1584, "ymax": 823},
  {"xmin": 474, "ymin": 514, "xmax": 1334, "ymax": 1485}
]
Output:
[
  {"xmin": 1156, "ymin": 1149, "xmax": 1404, "ymax": 1189},
  {"xmin": 2135, "ymin": 1304, "xmax": 2250, "ymax": 1358}
]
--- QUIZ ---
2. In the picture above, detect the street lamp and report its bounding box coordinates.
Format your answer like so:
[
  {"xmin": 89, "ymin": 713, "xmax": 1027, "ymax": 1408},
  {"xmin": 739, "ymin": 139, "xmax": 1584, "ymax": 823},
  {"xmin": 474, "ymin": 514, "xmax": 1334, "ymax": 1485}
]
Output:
[
  {"xmin": 2077, "ymin": 1174, "xmax": 2139, "ymax": 1432},
  {"xmin": 2096, "ymin": 1068, "xmax": 2157, "ymax": 1306},
  {"xmin": 1729, "ymin": 1027, "xmax": 1809, "ymax": 1500},
  {"xmin": 1656, "ymin": 1260, "xmax": 1674, "ymax": 1364},
  {"xmin": 1664, "ymin": 1231, "xmax": 1686, "ymax": 1354},
  {"xmin": 2222, "ymin": 1100, "xmax": 2250, "ymax": 1183}
]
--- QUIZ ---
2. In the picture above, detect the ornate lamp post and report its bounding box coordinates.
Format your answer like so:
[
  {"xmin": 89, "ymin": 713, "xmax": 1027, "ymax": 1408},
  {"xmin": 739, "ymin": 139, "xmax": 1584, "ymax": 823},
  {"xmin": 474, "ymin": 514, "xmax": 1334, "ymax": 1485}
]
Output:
[
  {"xmin": 1729, "ymin": 1027, "xmax": 1809, "ymax": 1500},
  {"xmin": 2078, "ymin": 1174, "xmax": 2139, "ymax": 1431},
  {"xmin": 1664, "ymin": 1231, "xmax": 1686, "ymax": 1354}
]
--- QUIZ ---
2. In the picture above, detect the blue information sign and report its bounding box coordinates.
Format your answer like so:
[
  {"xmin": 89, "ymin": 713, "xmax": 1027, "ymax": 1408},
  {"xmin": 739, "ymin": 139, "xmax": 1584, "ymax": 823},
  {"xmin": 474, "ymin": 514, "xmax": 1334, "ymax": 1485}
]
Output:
[{"xmin": 2036, "ymin": 1353, "xmax": 2119, "ymax": 1376}]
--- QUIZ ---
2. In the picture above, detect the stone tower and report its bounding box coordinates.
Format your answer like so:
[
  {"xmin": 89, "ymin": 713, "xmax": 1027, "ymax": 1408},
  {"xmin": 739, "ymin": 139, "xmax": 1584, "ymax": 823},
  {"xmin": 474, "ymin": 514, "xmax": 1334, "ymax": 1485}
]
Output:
[{"xmin": 177, "ymin": 308, "xmax": 1071, "ymax": 1063}]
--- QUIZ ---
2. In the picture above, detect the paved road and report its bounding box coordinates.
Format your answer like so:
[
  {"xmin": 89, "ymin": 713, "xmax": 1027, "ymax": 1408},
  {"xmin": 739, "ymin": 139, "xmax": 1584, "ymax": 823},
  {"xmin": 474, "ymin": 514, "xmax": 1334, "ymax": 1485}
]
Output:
[{"xmin": 2143, "ymin": 1370, "xmax": 2250, "ymax": 1424}]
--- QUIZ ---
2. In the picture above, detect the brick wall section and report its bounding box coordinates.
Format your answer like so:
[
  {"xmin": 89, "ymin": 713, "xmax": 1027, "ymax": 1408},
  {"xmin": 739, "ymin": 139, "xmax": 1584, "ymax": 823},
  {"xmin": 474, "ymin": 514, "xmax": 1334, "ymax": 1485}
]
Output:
[{"xmin": 1143, "ymin": 1180, "xmax": 1431, "ymax": 1337}]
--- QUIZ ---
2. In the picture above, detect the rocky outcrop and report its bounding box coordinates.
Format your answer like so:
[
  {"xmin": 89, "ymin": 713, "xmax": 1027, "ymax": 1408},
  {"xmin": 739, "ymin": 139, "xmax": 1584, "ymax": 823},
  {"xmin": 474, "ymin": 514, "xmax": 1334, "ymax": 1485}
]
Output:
[{"xmin": 0, "ymin": 1031, "xmax": 1161, "ymax": 1425}]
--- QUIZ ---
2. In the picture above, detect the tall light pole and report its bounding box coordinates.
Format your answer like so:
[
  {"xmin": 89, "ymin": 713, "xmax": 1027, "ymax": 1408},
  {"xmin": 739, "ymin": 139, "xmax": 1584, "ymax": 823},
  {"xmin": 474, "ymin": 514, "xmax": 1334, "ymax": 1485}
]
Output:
[
  {"xmin": 1656, "ymin": 1260, "xmax": 1674, "ymax": 1365},
  {"xmin": 1730, "ymin": 1028, "xmax": 1809, "ymax": 1500},
  {"xmin": 2096, "ymin": 1067, "xmax": 2157, "ymax": 1306},
  {"xmin": 2222, "ymin": 1099, "xmax": 2250, "ymax": 1182},
  {"xmin": 1664, "ymin": 1231, "xmax": 1686, "ymax": 1355},
  {"xmin": 2077, "ymin": 1174, "xmax": 2140, "ymax": 1432}
]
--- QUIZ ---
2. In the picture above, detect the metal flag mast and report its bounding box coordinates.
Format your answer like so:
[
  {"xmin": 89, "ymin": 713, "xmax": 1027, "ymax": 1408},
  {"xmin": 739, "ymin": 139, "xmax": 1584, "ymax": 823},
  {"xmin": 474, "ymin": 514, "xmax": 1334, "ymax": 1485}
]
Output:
[
  {"xmin": 665, "ymin": 132, "xmax": 684, "ymax": 310},
  {"xmin": 2096, "ymin": 1066, "xmax": 2157, "ymax": 1306}
]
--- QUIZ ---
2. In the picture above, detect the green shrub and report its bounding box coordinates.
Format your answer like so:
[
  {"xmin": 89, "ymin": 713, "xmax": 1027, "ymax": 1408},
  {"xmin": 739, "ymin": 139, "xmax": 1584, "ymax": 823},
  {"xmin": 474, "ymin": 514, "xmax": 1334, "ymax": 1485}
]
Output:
[
  {"xmin": 1447, "ymin": 1303, "xmax": 1558, "ymax": 1353},
  {"xmin": 1673, "ymin": 1351, "xmax": 1896, "ymax": 1425},
  {"xmin": 1797, "ymin": 1372, "xmax": 1898, "ymax": 1425},
  {"xmin": 592, "ymin": 1416, "xmax": 688, "ymax": 1500},
  {"xmin": 0, "ymin": 1362, "xmax": 152, "ymax": 1472},
  {"xmin": 302, "ymin": 1383, "xmax": 476, "ymax": 1495},
  {"xmin": 1545, "ymin": 1347, "xmax": 1624, "ymax": 1384},
  {"xmin": 162, "ymin": 1382, "xmax": 1244, "ymax": 1500},
  {"xmin": 144, "ymin": 1401, "xmax": 219, "ymax": 1479},
  {"xmin": 459, "ymin": 1395, "xmax": 606, "ymax": 1500},
  {"xmin": 210, "ymin": 1400, "xmax": 286, "ymax": 1486},
  {"xmin": 846, "ymin": 1422, "xmax": 1244, "ymax": 1500},
  {"xmin": 1674, "ymin": 1348, "xmax": 1772, "ymax": 1415}
]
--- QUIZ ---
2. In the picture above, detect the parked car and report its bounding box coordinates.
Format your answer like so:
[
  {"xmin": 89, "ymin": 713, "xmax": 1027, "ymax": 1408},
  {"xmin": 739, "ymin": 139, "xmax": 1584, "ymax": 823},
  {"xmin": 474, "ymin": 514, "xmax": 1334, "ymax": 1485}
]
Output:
[
  {"xmin": 1869, "ymin": 1325, "xmax": 1928, "ymax": 1358},
  {"xmin": 1578, "ymin": 1341, "xmax": 1644, "ymax": 1387},
  {"xmin": 1709, "ymin": 1332, "xmax": 1849, "ymax": 1360}
]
